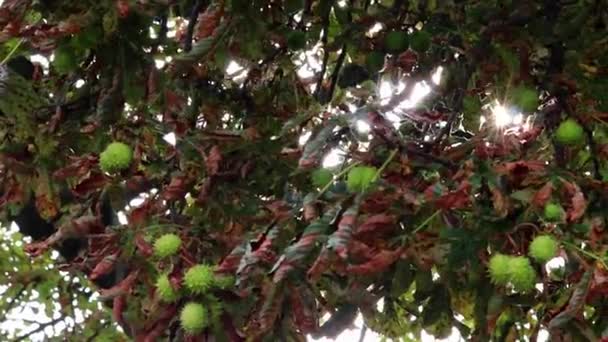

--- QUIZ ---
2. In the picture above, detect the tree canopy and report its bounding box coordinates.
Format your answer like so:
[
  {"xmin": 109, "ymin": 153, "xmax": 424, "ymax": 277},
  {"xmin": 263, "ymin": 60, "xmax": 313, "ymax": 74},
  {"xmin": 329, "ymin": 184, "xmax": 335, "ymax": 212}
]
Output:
[{"xmin": 1, "ymin": 0, "xmax": 608, "ymax": 341}]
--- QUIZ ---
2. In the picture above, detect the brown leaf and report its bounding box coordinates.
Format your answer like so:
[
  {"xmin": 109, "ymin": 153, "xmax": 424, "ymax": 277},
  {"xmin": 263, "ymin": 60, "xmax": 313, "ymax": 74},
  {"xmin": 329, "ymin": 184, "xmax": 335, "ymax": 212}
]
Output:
[
  {"xmin": 588, "ymin": 267, "xmax": 608, "ymax": 303},
  {"xmin": 495, "ymin": 160, "xmax": 545, "ymax": 174},
  {"xmin": 89, "ymin": 251, "xmax": 120, "ymax": 280},
  {"xmin": 355, "ymin": 214, "xmax": 396, "ymax": 239},
  {"xmin": 164, "ymin": 90, "xmax": 185, "ymax": 112},
  {"xmin": 489, "ymin": 185, "xmax": 509, "ymax": 218},
  {"xmin": 588, "ymin": 217, "xmax": 604, "ymax": 250},
  {"xmin": 128, "ymin": 198, "xmax": 154, "ymax": 227},
  {"xmin": 206, "ymin": 145, "xmax": 222, "ymax": 176},
  {"xmin": 532, "ymin": 182, "xmax": 553, "ymax": 207},
  {"xmin": 113, "ymin": 295, "xmax": 127, "ymax": 328},
  {"xmin": 195, "ymin": 5, "xmax": 224, "ymax": 40},
  {"xmin": 72, "ymin": 172, "xmax": 108, "ymax": 198},
  {"xmin": 562, "ymin": 181, "xmax": 587, "ymax": 222},
  {"xmin": 116, "ymin": 0, "xmax": 129, "ymax": 18},
  {"xmin": 161, "ymin": 174, "xmax": 189, "ymax": 201},
  {"xmin": 427, "ymin": 181, "xmax": 471, "ymax": 210},
  {"xmin": 53, "ymin": 155, "xmax": 97, "ymax": 180},
  {"xmin": 346, "ymin": 248, "xmax": 403, "ymax": 275},
  {"xmin": 347, "ymin": 240, "xmax": 377, "ymax": 260},
  {"xmin": 135, "ymin": 233, "xmax": 154, "ymax": 257},
  {"xmin": 35, "ymin": 193, "xmax": 58, "ymax": 220},
  {"xmin": 59, "ymin": 215, "xmax": 104, "ymax": 239},
  {"xmin": 289, "ymin": 284, "xmax": 318, "ymax": 333}
]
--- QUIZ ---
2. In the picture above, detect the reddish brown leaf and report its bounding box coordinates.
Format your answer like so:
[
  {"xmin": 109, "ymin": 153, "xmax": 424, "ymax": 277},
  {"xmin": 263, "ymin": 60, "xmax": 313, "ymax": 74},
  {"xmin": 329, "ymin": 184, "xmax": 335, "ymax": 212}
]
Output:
[
  {"xmin": 346, "ymin": 248, "xmax": 403, "ymax": 275},
  {"xmin": 217, "ymin": 242, "xmax": 247, "ymax": 274},
  {"xmin": 98, "ymin": 271, "xmax": 139, "ymax": 301},
  {"xmin": 195, "ymin": 6, "xmax": 223, "ymax": 39},
  {"xmin": 161, "ymin": 174, "xmax": 189, "ymax": 201},
  {"xmin": 206, "ymin": 145, "xmax": 223, "ymax": 176},
  {"xmin": 134, "ymin": 233, "xmax": 153, "ymax": 257},
  {"xmin": 495, "ymin": 160, "xmax": 545, "ymax": 174},
  {"xmin": 164, "ymin": 90, "xmax": 185, "ymax": 112},
  {"xmin": 113, "ymin": 295, "xmax": 127, "ymax": 327},
  {"xmin": 116, "ymin": 0, "xmax": 129, "ymax": 18},
  {"xmin": 307, "ymin": 248, "xmax": 335, "ymax": 282},
  {"xmin": 347, "ymin": 240, "xmax": 377, "ymax": 261},
  {"xmin": 428, "ymin": 181, "xmax": 471, "ymax": 210},
  {"xmin": 489, "ymin": 185, "xmax": 509, "ymax": 218},
  {"xmin": 53, "ymin": 155, "xmax": 97, "ymax": 180},
  {"xmin": 129, "ymin": 199, "xmax": 155, "ymax": 227},
  {"xmin": 60, "ymin": 215, "xmax": 104, "ymax": 238},
  {"xmin": 397, "ymin": 50, "xmax": 418, "ymax": 72},
  {"xmin": 72, "ymin": 172, "xmax": 108, "ymax": 198},
  {"xmin": 532, "ymin": 182, "xmax": 553, "ymax": 207},
  {"xmin": 139, "ymin": 305, "xmax": 178, "ymax": 342},
  {"xmin": 588, "ymin": 267, "xmax": 608, "ymax": 303},
  {"xmin": 89, "ymin": 251, "xmax": 120, "ymax": 280},
  {"xmin": 563, "ymin": 181, "xmax": 587, "ymax": 222},
  {"xmin": 289, "ymin": 284, "xmax": 318, "ymax": 333},
  {"xmin": 355, "ymin": 214, "xmax": 396, "ymax": 238},
  {"xmin": 35, "ymin": 193, "xmax": 58, "ymax": 220}
]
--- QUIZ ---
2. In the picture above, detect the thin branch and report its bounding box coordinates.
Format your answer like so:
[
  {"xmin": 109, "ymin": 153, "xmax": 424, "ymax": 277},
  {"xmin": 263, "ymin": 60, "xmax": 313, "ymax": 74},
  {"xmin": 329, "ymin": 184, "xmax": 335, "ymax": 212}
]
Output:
[
  {"xmin": 323, "ymin": 43, "xmax": 347, "ymax": 104},
  {"xmin": 313, "ymin": 8, "xmax": 331, "ymax": 100},
  {"xmin": 0, "ymin": 285, "xmax": 28, "ymax": 322},
  {"xmin": 184, "ymin": 0, "xmax": 206, "ymax": 52},
  {"xmin": 152, "ymin": 14, "xmax": 168, "ymax": 55},
  {"xmin": 13, "ymin": 317, "xmax": 65, "ymax": 342},
  {"xmin": 357, "ymin": 325, "xmax": 367, "ymax": 342}
]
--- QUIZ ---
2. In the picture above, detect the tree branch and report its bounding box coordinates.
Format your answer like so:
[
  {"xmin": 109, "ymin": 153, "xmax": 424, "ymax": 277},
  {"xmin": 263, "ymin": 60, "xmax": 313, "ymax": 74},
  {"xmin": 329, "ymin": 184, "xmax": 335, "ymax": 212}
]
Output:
[
  {"xmin": 13, "ymin": 316, "xmax": 65, "ymax": 342},
  {"xmin": 313, "ymin": 8, "xmax": 331, "ymax": 100},
  {"xmin": 322, "ymin": 43, "xmax": 347, "ymax": 104},
  {"xmin": 184, "ymin": 0, "xmax": 207, "ymax": 52}
]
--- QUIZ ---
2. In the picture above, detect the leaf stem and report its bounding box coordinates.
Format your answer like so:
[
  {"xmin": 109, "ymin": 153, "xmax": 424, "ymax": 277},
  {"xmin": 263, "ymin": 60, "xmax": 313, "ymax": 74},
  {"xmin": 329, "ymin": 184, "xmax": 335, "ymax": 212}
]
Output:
[
  {"xmin": 317, "ymin": 161, "xmax": 361, "ymax": 198},
  {"xmin": 562, "ymin": 241, "xmax": 608, "ymax": 269},
  {"xmin": 411, "ymin": 210, "xmax": 441, "ymax": 235},
  {"xmin": 373, "ymin": 148, "xmax": 398, "ymax": 182},
  {"xmin": 1, "ymin": 38, "xmax": 24, "ymax": 65}
]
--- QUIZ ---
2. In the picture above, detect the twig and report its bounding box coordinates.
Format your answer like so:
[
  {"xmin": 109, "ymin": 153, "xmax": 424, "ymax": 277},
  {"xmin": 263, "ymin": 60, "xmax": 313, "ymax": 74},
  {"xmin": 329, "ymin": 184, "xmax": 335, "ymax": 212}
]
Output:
[
  {"xmin": 152, "ymin": 14, "xmax": 168, "ymax": 55},
  {"xmin": 402, "ymin": 144, "xmax": 457, "ymax": 170},
  {"xmin": 0, "ymin": 38, "xmax": 24, "ymax": 65},
  {"xmin": 184, "ymin": 0, "xmax": 206, "ymax": 52},
  {"xmin": 411, "ymin": 210, "xmax": 441, "ymax": 235},
  {"xmin": 373, "ymin": 148, "xmax": 398, "ymax": 181},
  {"xmin": 317, "ymin": 161, "xmax": 361, "ymax": 198},
  {"xmin": 13, "ymin": 317, "xmax": 65, "ymax": 342},
  {"xmin": 562, "ymin": 241, "xmax": 608, "ymax": 269},
  {"xmin": 582, "ymin": 120, "xmax": 601, "ymax": 180},
  {"xmin": 323, "ymin": 44, "xmax": 347, "ymax": 104},
  {"xmin": 313, "ymin": 8, "xmax": 331, "ymax": 100},
  {"xmin": 0, "ymin": 285, "xmax": 28, "ymax": 322},
  {"xmin": 357, "ymin": 325, "xmax": 367, "ymax": 342}
]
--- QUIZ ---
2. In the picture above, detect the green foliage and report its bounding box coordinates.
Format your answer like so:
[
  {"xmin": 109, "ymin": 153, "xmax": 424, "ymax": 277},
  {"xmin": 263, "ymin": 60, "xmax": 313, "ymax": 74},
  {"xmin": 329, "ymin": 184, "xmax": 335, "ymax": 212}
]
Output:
[
  {"xmin": 384, "ymin": 31, "xmax": 409, "ymax": 53},
  {"xmin": 2, "ymin": 0, "xmax": 608, "ymax": 340},
  {"xmin": 365, "ymin": 51, "xmax": 385, "ymax": 73},
  {"xmin": 346, "ymin": 165, "xmax": 377, "ymax": 192},
  {"xmin": 409, "ymin": 30, "xmax": 432, "ymax": 53},
  {"xmin": 311, "ymin": 168, "xmax": 333, "ymax": 188}
]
